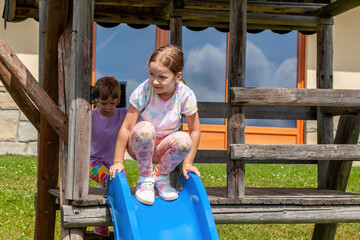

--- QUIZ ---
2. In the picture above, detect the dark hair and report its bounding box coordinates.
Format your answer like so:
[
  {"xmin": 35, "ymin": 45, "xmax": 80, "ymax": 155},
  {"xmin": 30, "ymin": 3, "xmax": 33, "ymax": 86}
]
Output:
[{"xmin": 95, "ymin": 76, "xmax": 121, "ymax": 105}]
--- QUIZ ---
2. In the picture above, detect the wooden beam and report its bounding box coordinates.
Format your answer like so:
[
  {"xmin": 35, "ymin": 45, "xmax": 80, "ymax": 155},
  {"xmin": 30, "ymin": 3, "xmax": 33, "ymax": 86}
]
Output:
[
  {"xmin": 66, "ymin": 0, "xmax": 94, "ymax": 200},
  {"xmin": 183, "ymin": 1, "xmax": 327, "ymax": 13},
  {"xmin": 213, "ymin": 205, "xmax": 360, "ymax": 224},
  {"xmin": 306, "ymin": 0, "xmax": 360, "ymax": 18},
  {"xmin": 6, "ymin": 0, "xmax": 17, "ymax": 22},
  {"xmin": 170, "ymin": 16, "xmax": 182, "ymax": 47},
  {"xmin": 0, "ymin": 38, "xmax": 69, "ymax": 142},
  {"xmin": 10, "ymin": 1, "xmax": 335, "ymax": 33},
  {"xmin": 95, "ymin": 0, "xmax": 170, "ymax": 7},
  {"xmin": 325, "ymin": 115, "xmax": 360, "ymax": 191},
  {"xmin": 61, "ymin": 204, "xmax": 360, "ymax": 227},
  {"xmin": 227, "ymin": 0, "xmax": 246, "ymax": 198},
  {"xmin": 0, "ymin": 62, "xmax": 40, "ymax": 131},
  {"xmin": 230, "ymin": 88, "xmax": 360, "ymax": 107},
  {"xmin": 34, "ymin": 1, "xmax": 69, "ymax": 239},
  {"xmin": 197, "ymin": 102, "xmax": 317, "ymax": 120},
  {"xmin": 172, "ymin": 8, "xmax": 333, "ymax": 26},
  {"xmin": 312, "ymin": 115, "xmax": 360, "ymax": 240},
  {"xmin": 231, "ymin": 144, "xmax": 360, "ymax": 162}
]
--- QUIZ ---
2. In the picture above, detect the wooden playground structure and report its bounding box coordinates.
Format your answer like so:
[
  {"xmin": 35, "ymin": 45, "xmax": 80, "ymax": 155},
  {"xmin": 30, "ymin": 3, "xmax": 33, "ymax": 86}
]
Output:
[{"xmin": 1, "ymin": 0, "xmax": 360, "ymax": 239}]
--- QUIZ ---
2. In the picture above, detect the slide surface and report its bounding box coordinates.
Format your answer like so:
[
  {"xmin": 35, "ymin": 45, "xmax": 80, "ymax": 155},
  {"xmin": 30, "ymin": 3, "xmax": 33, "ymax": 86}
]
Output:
[{"xmin": 105, "ymin": 172, "xmax": 219, "ymax": 240}]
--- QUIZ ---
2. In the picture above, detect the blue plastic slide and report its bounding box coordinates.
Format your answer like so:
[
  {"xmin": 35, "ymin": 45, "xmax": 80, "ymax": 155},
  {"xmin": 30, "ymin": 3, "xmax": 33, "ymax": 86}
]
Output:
[{"xmin": 105, "ymin": 172, "xmax": 219, "ymax": 240}]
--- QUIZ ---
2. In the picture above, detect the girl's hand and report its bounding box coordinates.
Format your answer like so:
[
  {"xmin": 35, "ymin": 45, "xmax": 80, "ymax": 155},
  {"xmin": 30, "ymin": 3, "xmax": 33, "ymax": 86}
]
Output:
[
  {"xmin": 109, "ymin": 162, "xmax": 127, "ymax": 180},
  {"xmin": 182, "ymin": 162, "xmax": 200, "ymax": 179}
]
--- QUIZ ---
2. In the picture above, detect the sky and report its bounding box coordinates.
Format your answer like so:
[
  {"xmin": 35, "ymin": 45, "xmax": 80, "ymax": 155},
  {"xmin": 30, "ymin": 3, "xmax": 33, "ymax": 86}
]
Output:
[{"xmin": 95, "ymin": 24, "xmax": 298, "ymax": 127}]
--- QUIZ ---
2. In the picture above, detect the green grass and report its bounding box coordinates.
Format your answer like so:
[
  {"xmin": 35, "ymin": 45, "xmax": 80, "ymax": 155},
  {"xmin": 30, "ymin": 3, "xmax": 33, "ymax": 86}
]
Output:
[{"xmin": 1, "ymin": 154, "xmax": 360, "ymax": 239}]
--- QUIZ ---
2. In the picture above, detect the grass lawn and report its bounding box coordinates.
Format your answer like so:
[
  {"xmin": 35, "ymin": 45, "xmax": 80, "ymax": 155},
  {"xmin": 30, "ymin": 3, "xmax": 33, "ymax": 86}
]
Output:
[{"xmin": 1, "ymin": 154, "xmax": 359, "ymax": 239}]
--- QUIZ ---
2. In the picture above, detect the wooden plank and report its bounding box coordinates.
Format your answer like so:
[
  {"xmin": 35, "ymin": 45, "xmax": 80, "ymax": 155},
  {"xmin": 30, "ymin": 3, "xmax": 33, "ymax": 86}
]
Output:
[
  {"xmin": 245, "ymin": 105, "xmax": 317, "ymax": 120},
  {"xmin": 34, "ymin": 1, "xmax": 69, "ymax": 239},
  {"xmin": 66, "ymin": 0, "xmax": 94, "ymax": 200},
  {"xmin": 194, "ymin": 150, "xmax": 227, "ymax": 163},
  {"xmin": 0, "ymin": 62, "xmax": 40, "ymax": 131},
  {"xmin": 0, "ymin": 38, "xmax": 69, "ymax": 142},
  {"xmin": 230, "ymin": 88, "xmax": 360, "ymax": 107},
  {"xmin": 213, "ymin": 206, "xmax": 360, "ymax": 224},
  {"xmin": 194, "ymin": 149, "xmax": 317, "ymax": 164},
  {"xmin": 231, "ymin": 144, "xmax": 360, "ymax": 161},
  {"xmin": 227, "ymin": 0, "xmax": 246, "ymax": 198},
  {"xmin": 323, "ymin": 106, "xmax": 360, "ymax": 116},
  {"xmin": 197, "ymin": 102, "xmax": 317, "ymax": 120},
  {"xmin": 306, "ymin": 0, "xmax": 360, "ymax": 18}
]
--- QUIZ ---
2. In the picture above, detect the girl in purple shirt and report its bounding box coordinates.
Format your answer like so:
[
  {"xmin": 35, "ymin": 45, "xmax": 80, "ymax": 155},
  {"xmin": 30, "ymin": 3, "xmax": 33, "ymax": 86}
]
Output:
[{"xmin": 90, "ymin": 76, "xmax": 127, "ymax": 236}]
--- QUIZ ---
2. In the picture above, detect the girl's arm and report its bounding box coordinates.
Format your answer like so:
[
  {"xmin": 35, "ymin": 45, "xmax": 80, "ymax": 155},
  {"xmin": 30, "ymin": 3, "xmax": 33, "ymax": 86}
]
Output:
[
  {"xmin": 109, "ymin": 105, "xmax": 140, "ymax": 179},
  {"xmin": 183, "ymin": 111, "xmax": 201, "ymax": 179}
]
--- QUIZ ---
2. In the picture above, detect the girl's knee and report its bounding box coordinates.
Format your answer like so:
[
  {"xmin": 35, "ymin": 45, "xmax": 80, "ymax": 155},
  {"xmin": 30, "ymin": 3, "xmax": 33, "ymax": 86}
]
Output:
[
  {"xmin": 131, "ymin": 121, "xmax": 156, "ymax": 141},
  {"xmin": 173, "ymin": 132, "xmax": 192, "ymax": 153}
]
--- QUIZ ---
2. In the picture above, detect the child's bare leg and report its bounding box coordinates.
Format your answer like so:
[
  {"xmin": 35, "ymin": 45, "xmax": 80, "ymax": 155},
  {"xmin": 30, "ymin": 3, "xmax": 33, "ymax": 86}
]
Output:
[
  {"xmin": 153, "ymin": 131, "xmax": 192, "ymax": 176},
  {"xmin": 127, "ymin": 121, "xmax": 156, "ymax": 176}
]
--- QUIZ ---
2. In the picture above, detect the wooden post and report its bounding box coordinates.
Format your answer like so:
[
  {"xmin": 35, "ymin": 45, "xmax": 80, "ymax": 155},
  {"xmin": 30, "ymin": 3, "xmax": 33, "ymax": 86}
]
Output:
[
  {"xmin": 227, "ymin": 0, "xmax": 247, "ymax": 198},
  {"xmin": 58, "ymin": 18, "xmax": 86, "ymax": 240},
  {"xmin": 169, "ymin": 13, "xmax": 183, "ymax": 187},
  {"xmin": 170, "ymin": 17, "xmax": 182, "ymax": 47},
  {"xmin": 34, "ymin": 0, "xmax": 69, "ymax": 239},
  {"xmin": 312, "ymin": 23, "xmax": 336, "ymax": 240},
  {"xmin": 66, "ymin": 0, "xmax": 94, "ymax": 200},
  {"xmin": 316, "ymin": 24, "xmax": 334, "ymax": 189}
]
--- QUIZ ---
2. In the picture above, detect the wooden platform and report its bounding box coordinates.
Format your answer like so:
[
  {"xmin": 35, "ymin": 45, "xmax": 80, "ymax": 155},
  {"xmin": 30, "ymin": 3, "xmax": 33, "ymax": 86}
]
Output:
[
  {"xmin": 50, "ymin": 186, "xmax": 360, "ymax": 206},
  {"xmin": 53, "ymin": 187, "xmax": 360, "ymax": 227}
]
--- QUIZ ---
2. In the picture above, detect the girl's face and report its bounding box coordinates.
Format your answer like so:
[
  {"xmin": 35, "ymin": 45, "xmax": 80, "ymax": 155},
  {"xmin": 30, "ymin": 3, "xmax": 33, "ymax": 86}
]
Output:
[
  {"xmin": 149, "ymin": 61, "xmax": 182, "ymax": 101},
  {"xmin": 97, "ymin": 96, "xmax": 118, "ymax": 117}
]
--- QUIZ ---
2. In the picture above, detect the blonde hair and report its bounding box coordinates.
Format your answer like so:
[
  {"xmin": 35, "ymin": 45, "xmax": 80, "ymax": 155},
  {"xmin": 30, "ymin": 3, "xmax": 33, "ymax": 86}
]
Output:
[
  {"xmin": 95, "ymin": 76, "xmax": 121, "ymax": 105},
  {"xmin": 148, "ymin": 45, "xmax": 186, "ymax": 83}
]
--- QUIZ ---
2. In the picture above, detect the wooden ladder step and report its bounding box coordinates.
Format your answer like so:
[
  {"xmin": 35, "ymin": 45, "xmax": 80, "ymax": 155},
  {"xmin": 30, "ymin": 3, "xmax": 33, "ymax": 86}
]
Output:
[
  {"xmin": 231, "ymin": 144, "xmax": 360, "ymax": 161},
  {"xmin": 230, "ymin": 87, "xmax": 360, "ymax": 107}
]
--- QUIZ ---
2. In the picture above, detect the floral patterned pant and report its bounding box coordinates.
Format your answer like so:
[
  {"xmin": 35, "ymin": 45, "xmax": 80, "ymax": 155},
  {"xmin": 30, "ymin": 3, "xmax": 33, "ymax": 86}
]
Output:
[
  {"xmin": 127, "ymin": 121, "xmax": 192, "ymax": 176},
  {"xmin": 89, "ymin": 161, "xmax": 109, "ymax": 189}
]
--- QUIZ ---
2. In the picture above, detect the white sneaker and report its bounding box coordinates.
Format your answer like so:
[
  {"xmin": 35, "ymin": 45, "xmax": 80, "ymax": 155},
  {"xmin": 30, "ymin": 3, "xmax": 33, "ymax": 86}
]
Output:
[
  {"xmin": 155, "ymin": 175, "xmax": 178, "ymax": 201},
  {"xmin": 135, "ymin": 175, "xmax": 155, "ymax": 205}
]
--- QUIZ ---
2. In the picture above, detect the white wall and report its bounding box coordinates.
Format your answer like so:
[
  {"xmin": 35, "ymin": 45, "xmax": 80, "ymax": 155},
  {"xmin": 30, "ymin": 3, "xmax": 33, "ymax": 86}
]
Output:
[{"xmin": 0, "ymin": 0, "xmax": 39, "ymax": 155}]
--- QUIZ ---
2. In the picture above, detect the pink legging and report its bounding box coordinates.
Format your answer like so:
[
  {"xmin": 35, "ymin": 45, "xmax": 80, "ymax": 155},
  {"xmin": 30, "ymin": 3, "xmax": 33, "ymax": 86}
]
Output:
[{"xmin": 127, "ymin": 121, "xmax": 192, "ymax": 176}]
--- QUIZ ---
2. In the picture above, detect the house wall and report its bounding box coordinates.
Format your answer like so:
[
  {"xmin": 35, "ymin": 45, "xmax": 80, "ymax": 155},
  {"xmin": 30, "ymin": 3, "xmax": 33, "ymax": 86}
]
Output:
[
  {"xmin": 0, "ymin": 0, "xmax": 39, "ymax": 155},
  {"xmin": 0, "ymin": 2, "xmax": 359, "ymax": 156},
  {"xmin": 305, "ymin": 6, "xmax": 360, "ymax": 146}
]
